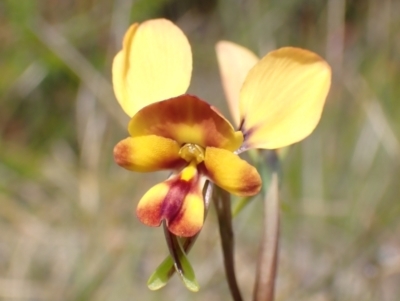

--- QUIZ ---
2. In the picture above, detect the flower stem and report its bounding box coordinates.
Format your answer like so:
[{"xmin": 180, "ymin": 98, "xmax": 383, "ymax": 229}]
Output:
[
  {"xmin": 214, "ymin": 186, "xmax": 243, "ymax": 301},
  {"xmin": 162, "ymin": 221, "xmax": 183, "ymax": 271},
  {"xmin": 253, "ymin": 150, "xmax": 280, "ymax": 301}
]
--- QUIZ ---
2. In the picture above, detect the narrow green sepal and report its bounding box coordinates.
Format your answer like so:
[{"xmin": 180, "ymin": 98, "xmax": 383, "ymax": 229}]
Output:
[
  {"xmin": 174, "ymin": 242, "xmax": 199, "ymax": 292},
  {"xmin": 147, "ymin": 256, "xmax": 175, "ymax": 290},
  {"xmin": 147, "ymin": 223, "xmax": 199, "ymax": 292},
  {"xmin": 147, "ymin": 244, "xmax": 199, "ymax": 292}
]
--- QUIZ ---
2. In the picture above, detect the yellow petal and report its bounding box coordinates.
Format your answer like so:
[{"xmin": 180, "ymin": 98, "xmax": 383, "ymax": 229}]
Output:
[
  {"xmin": 128, "ymin": 95, "xmax": 244, "ymax": 152},
  {"xmin": 216, "ymin": 41, "xmax": 259, "ymax": 126},
  {"xmin": 202, "ymin": 147, "xmax": 261, "ymax": 196},
  {"xmin": 113, "ymin": 135, "xmax": 185, "ymax": 172},
  {"xmin": 112, "ymin": 19, "xmax": 192, "ymax": 117},
  {"xmin": 112, "ymin": 23, "xmax": 139, "ymax": 113},
  {"xmin": 239, "ymin": 47, "xmax": 331, "ymax": 149},
  {"xmin": 136, "ymin": 163, "xmax": 204, "ymax": 237}
]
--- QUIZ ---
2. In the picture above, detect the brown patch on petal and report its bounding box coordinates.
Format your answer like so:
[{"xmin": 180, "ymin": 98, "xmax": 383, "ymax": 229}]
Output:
[
  {"xmin": 136, "ymin": 182, "xmax": 169, "ymax": 227},
  {"xmin": 128, "ymin": 94, "xmax": 243, "ymax": 151},
  {"xmin": 136, "ymin": 198, "xmax": 163, "ymax": 227},
  {"xmin": 113, "ymin": 140, "xmax": 131, "ymax": 167},
  {"xmin": 237, "ymin": 168, "xmax": 261, "ymax": 196}
]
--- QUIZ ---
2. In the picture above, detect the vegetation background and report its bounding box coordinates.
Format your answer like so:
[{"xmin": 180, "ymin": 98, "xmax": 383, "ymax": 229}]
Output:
[{"xmin": 1, "ymin": 0, "xmax": 399, "ymax": 300}]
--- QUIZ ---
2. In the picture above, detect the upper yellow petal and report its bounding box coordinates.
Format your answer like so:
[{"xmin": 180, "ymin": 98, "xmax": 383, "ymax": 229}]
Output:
[
  {"xmin": 216, "ymin": 41, "xmax": 259, "ymax": 126},
  {"xmin": 239, "ymin": 47, "xmax": 331, "ymax": 150},
  {"xmin": 112, "ymin": 19, "xmax": 192, "ymax": 117}
]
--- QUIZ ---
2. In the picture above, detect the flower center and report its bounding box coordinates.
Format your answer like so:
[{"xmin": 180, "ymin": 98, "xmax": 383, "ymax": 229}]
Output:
[{"xmin": 179, "ymin": 143, "xmax": 205, "ymax": 164}]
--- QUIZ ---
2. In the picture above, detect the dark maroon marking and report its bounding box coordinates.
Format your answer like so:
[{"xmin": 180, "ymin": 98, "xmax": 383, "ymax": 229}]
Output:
[
  {"xmin": 239, "ymin": 118, "xmax": 257, "ymax": 140},
  {"xmin": 168, "ymin": 182, "xmax": 203, "ymax": 237},
  {"xmin": 165, "ymin": 158, "xmax": 187, "ymax": 171},
  {"xmin": 239, "ymin": 122, "xmax": 261, "ymax": 151},
  {"xmin": 238, "ymin": 119, "xmax": 245, "ymax": 132},
  {"xmin": 197, "ymin": 162, "xmax": 209, "ymax": 178},
  {"xmin": 161, "ymin": 179, "xmax": 192, "ymax": 223}
]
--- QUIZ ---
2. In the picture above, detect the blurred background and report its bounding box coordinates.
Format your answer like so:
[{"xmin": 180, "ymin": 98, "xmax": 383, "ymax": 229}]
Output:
[{"xmin": 1, "ymin": 0, "xmax": 400, "ymax": 300}]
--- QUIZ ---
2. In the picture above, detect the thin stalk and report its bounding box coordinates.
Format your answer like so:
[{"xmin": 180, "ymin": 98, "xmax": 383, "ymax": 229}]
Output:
[
  {"xmin": 214, "ymin": 186, "xmax": 243, "ymax": 301},
  {"xmin": 253, "ymin": 150, "xmax": 280, "ymax": 301},
  {"xmin": 163, "ymin": 221, "xmax": 183, "ymax": 273}
]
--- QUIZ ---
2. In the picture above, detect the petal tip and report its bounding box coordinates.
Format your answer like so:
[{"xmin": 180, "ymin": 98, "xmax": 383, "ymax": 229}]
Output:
[
  {"xmin": 136, "ymin": 207, "xmax": 163, "ymax": 228},
  {"xmin": 113, "ymin": 139, "xmax": 130, "ymax": 168},
  {"xmin": 136, "ymin": 183, "xmax": 170, "ymax": 227},
  {"xmin": 168, "ymin": 220, "xmax": 203, "ymax": 237},
  {"xmin": 241, "ymin": 167, "xmax": 262, "ymax": 196}
]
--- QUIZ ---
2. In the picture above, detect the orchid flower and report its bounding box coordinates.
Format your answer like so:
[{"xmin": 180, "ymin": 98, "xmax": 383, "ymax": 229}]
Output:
[{"xmin": 112, "ymin": 19, "xmax": 331, "ymax": 239}]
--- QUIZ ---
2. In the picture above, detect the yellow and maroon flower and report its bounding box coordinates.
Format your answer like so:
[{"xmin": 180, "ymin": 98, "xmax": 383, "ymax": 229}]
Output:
[
  {"xmin": 114, "ymin": 94, "xmax": 260, "ymax": 237},
  {"xmin": 112, "ymin": 19, "xmax": 331, "ymax": 237}
]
